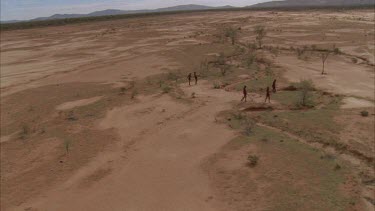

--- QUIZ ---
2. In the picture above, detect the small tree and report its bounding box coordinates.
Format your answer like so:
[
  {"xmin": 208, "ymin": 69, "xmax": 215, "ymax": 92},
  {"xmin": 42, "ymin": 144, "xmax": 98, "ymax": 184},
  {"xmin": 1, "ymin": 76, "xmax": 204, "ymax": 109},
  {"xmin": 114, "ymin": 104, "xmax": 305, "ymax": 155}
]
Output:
[
  {"xmin": 254, "ymin": 25, "xmax": 266, "ymax": 49},
  {"xmin": 200, "ymin": 59, "xmax": 209, "ymax": 72},
  {"xmin": 224, "ymin": 26, "xmax": 238, "ymax": 45},
  {"xmin": 321, "ymin": 52, "xmax": 330, "ymax": 75},
  {"xmin": 217, "ymin": 52, "xmax": 226, "ymax": 65},
  {"xmin": 220, "ymin": 64, "xmax": 230, "ymax": 76},
  {"xmin": 297, "ymin": 79, "xmax": 314, "ymax": 107},
  {"xmin": 245, "ymin": 53, "xmax": 257, "ymax": 68}
]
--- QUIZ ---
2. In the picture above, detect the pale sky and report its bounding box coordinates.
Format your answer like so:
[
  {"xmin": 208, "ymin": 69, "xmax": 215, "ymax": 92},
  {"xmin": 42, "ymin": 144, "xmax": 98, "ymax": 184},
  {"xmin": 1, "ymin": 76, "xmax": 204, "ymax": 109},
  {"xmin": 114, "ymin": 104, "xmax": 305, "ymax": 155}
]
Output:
[{"xmin": 0, "ymin": 0, "xmax": 269, "ymax": 21}]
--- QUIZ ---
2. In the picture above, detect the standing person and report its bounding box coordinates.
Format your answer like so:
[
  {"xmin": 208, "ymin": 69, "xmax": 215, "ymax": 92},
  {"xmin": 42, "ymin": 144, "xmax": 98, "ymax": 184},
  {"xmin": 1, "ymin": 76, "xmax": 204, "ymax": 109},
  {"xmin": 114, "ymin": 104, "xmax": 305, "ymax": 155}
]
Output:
[
  {"xmin": 272, "ymin": 79, "xmax": 277, "ymax": 93},
  {"xmin": 194, "ymin": 72, "xmax": 198, "ymax": 85},
  {"xmin": 241, "ymin": 85, "xmax": 248, "ymax": 102},
  {"xmin": 265, "ymin": 86, "xmax": 271, "ymax": 103},
  {"xmin": 187, "ymin": 73, "xmax": 192, "ymax": 86}
]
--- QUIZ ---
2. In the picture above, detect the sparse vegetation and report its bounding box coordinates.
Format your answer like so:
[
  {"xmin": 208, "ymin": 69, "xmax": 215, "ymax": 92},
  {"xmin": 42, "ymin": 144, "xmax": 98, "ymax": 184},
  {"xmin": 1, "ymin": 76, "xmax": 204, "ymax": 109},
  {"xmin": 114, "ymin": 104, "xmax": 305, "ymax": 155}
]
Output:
[
  {"xmin": 360, "ymin": 110, "xmax": 369, "ymax": 117},
  {"xmin": 213, "ymin": 82, "xmax": 221, "ymax": 89},
  {"xmin": 334, "ymin": 163, "xmax": 341, "ymax": 170},
  {"xmin": 167, "ymin": 72, "xmax": 179, "ymax": 82},
  {"xmin": 131, "ymin": 89, "xmax": 138, "ymax": 99},
  {"xmin": 220, "ymin": 64, "xmax": 230, "ymax": 76},
  {"xmin": 247, "ymin": 155, "xmax": 259, "ymax": 167},
  {"xmin": 217, "ymin": 52, "xmax": 226, "ymax": 65},
  {"xmin": 67, "ymin": 111, "xmax": 78, "ymax": 121},
  {"xmin": 162, "ymin": 85, "xmax": 172, "ymax": 93},
  {"xmin": 120, "ymin": 87, "xmax": 126, "ymax": 95},
  {"xmin": 246, "ymin": 42, "xmax": 257, "ymax": 51},
  {"xmin": 1, "ymin": 9, "xmax": 371, "ymax": 211},
  {"xmin": 296, "ymin": 79, "xmax": 315, "ymax": 107},
  {"xmin": 64, "ymin": 139, "xmax": 71, "ymax": 154},
  {"xmin": 254, "ymin": 25, "xmax": 266, "ymax": 49},
  {"xmin": 245, "ymin": 53, "xmax": 257, "ymax": 68},
  {"xmin": 224, "ymin": 26, "xmax": 239, "ymax": 45},
  {"xmin": 19, "ymin": 124, "xmax": 30, "ymax": 139},
  {"xmin": 321, "ymin": 51, "xmax": 330, "ymax": 75},
  {"xmin": 200, "ymin": 59, "xmax": 209, "ymax": 72}
]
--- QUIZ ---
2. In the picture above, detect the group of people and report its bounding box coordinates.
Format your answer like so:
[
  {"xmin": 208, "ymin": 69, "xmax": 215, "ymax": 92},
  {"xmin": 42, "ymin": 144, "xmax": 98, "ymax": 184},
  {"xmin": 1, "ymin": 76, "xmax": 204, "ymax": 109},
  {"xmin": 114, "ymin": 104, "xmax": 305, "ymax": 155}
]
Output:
[
  {"xmin": 241, "ymin": 79, "xmax": 277, "ymax": 103},
  {"xmin": 187, "ymin": 72, "xmax": 198, "ymax": 86},
  {"xmin": 186, "ymin": 72, "xmax": 277, "ymax": 103}
]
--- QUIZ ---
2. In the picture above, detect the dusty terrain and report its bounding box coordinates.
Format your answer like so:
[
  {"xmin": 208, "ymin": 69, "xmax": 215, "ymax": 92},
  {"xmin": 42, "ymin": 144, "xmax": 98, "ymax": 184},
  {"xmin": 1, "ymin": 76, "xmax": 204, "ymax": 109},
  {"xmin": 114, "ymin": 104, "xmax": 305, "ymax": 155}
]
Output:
[{"xmin": 1, "ymin": 9, "xmax": 374, "ymax": 211}]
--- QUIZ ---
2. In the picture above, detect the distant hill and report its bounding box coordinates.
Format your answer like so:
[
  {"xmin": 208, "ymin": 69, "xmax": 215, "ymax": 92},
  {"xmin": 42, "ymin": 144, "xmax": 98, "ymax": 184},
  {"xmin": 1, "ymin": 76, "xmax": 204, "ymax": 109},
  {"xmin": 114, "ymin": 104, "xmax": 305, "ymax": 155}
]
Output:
[
  {"xmin": 250, "ymin": 0, "xmax": 375, "ymax": 8},
  {"xmin": 3, "ymin": 4, "xmax": 228, "ymax": 23}
]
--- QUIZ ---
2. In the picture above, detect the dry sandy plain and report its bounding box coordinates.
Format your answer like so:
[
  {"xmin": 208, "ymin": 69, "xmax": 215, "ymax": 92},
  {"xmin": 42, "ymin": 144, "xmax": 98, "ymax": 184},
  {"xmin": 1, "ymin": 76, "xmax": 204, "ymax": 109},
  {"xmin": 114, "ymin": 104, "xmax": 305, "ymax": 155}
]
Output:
[{"xmin": 1, "ymin": 9, "xmax": 374, "ymax": 211}]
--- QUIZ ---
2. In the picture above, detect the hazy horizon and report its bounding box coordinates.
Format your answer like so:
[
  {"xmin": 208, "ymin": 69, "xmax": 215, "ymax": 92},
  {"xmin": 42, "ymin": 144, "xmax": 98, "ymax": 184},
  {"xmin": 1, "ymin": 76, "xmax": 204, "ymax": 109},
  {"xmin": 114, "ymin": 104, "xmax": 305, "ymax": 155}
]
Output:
[{"xmin": 0, "ymin": 0, "xmax": 269, "ymax": 21}]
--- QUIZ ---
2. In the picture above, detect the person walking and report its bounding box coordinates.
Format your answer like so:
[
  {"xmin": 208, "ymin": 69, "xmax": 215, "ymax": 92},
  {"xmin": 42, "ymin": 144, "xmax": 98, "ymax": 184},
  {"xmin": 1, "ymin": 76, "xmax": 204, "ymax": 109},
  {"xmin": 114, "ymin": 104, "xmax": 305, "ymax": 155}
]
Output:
[
  {"xmin": 272, "ymin": 79, "xmax": 277, "ymax": 93},
  {"xmin": 265, "ymin": 86, "xmax": 271, "ymax": 103},
  {"xmin": 241, "ymin": 85, "xmax": 248, "ymax": 102},
  {"xmin": 194, "ymin": 72, "xmax": 198, "ymax": 85},
  {"xmin": 187, "ymin": 73, "xmax": 192, "ymax": 86}
]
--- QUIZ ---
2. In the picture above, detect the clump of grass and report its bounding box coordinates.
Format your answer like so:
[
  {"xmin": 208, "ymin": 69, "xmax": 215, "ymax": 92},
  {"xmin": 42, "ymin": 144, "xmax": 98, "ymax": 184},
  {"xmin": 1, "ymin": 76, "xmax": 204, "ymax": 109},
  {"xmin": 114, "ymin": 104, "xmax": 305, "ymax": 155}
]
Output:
[
  {"xmin": 28, "ymin": 106, "xmax": 34, "ymax": 112},
  {"xmin": 64, "ymin": 139, "xmax": 71, "ymax": 155},
  {"xmin": 234, "ymin": 112, "xmax": 245, "ymax": 120},
  {"xmin": 261, "ymin": 138, "xmax": 268, "ymax": 142},
  {"xmin": 360, "ymin": 110, "xmax": 369, "ymax": 117},
  {"xmin": 247, "ymin": 155, "xmax": 259, "ymax": 167},
  {"xmin": 131, "ymin": 89, "xmax": 138, "ymax": 99},
  {"xmin": 245, "ymin": 53, "xmax": 257, "ymax": 68},
  {"xmin": 162, "ymin": 85, "xmax": 172, "ymax": 93},
  {"xmin": 67, "ymin": 111, "xmax": 78, "ymax": 121},
  {"xmin": 19, "ymin": 124, "xmax": 30, "ymax": 139},
  {"xmin": 200, "ymin": 59, "xmax": 209, "ymax": 72},
  {"xmin": 246, "ymin": 42, "xmax": 257, "ymax": 51},
  {"xmin": 213, "ymin": 82, "xmax": 221, "ymax": 89},
  {"xmin": 334, "ymin": 163, "xmax": 341, "ymax": 171},
  {"xmin": 296, "ymin": 48, "xmax": 305, "ymax": 59},
  {"xmin": 351, "ymin": 58, "xmax": 358, "ymax": 63},
  {"xmin": 243, "ymin": 119, "xmax": 254, "ymax": 136},
  {"xmin": 333, "ymin": 47, "xmax": 341, "ymax": 55},
  {"xmin": 243, "ymin": 125, "xmax": 253, "ymax": 136},
  {"xmin": 119, "ymin": 87, "xmax": 126, "ymax": 95},
  {"xmin": 217, "ymin": 52, "xmax": 226, "ymax": 65},
  {"xmin": 167, "ymin": 72, "xmax": 178, "ymax": 82},
  {"xmin": 220, "ymin": 65, "xmax": 230, "ymax": 76},
  {"xmin": 269, "ymin": 46, "xmax": 279, "ymax": 56},
  {"xmin": 191, "ymin": 92, "xmax": 196, "ymax": 98}
]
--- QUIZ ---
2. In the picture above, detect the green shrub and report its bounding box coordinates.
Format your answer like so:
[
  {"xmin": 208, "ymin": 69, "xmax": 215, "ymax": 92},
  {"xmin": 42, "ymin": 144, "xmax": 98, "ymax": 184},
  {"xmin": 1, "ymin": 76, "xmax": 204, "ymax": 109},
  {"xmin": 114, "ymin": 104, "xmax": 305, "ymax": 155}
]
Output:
[
  {"xmin": 296, "ymin": 79, "xmax": 315, "ymax": 107},
  {"xmin": 162, "ymin": 85, "xmax": 172, "ymax": 93},
  {"xmin": 360, "ymin": 110, "xmax": 369, "ymax": 117},
  {"xmin": 213, "ymin": 82, "xmax": 221, "ymax": 89},
  {"xmin": 247, "ymin": 155, "xmax": 259, "ymax": 167}
]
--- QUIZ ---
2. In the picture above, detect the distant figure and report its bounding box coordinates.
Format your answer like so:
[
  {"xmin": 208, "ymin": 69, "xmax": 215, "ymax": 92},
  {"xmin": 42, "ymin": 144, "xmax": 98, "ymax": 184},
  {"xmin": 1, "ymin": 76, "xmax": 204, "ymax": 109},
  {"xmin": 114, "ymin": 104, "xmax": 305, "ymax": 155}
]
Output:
[
  {"xmin": 241, "ymin": 85, "xmax": 248, "ymax": 102},
  {"xmin": 194, "ymin": 72, "xmax": 198, "ymax": 85},
  {"xmin": 272, "ymin": 79, "xmax": 277, "ymax": 93},
  {"xmin": 187, "ymin": 73, "xmax": 192, "ymax": 86},
  {"xmin": 265, "ymin": 87, "xmax": 271, "ymax": 103}
]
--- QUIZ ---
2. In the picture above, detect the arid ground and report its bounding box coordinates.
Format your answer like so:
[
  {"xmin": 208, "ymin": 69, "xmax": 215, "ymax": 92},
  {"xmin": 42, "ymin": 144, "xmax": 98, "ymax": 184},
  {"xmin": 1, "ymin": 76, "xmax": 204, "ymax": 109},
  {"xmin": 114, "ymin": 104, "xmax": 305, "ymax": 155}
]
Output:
[{"xmin": 1, "ymin": 9, "xmax": 374, "ymax": 211}]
